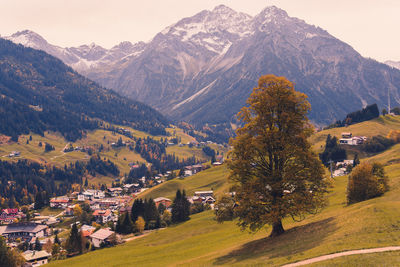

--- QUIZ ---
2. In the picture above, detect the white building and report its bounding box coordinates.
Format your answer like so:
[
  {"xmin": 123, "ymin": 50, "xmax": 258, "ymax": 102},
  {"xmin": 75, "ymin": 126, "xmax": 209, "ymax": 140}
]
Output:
[
  {"xmin": 22, "ymin": 250, "xmax": 51, "ymax": 266},
  {"xmin": 90, "ymin": 228, "xmax": 115, "ymax": 248}
]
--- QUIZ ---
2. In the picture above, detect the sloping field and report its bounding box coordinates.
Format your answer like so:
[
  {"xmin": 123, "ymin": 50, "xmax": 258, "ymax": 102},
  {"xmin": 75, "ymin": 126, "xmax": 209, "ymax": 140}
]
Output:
[
  {"xmin": 47, "ymin": 116, "xmax": 400, "ymax": 266},
  {"xmin": 140, "ymin": 165, "xmax": 229, "ymax": 200}
]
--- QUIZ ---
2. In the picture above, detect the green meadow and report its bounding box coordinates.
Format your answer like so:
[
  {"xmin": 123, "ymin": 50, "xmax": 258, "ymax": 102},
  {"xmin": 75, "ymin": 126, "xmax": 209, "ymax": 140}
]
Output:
[{"xmin": 47, "ymin": 116, "xmax": 400, "ymax": 266}]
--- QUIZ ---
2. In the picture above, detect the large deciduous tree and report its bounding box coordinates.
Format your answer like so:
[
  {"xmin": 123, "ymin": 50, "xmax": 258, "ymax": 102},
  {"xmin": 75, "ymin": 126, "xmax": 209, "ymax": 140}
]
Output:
[{"xmin": 227, "ymin": 74, "xmax": 328, "ymax": 237}]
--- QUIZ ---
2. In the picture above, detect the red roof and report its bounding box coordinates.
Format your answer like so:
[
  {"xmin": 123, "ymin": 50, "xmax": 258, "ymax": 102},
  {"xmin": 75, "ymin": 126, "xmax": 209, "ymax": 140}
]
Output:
[
  {"xmin": 93, "ymin": 210, "xmax": 111, "ymax": 217},
  {"xmin": 81, "ymin": 229, "xmax": 95, "ymax": 237},
  {"xmin": 50, "ymin": 198, "xmax": 69, "ymax": 203},
  {"xmin": 2, "ymin": 209, "xmax": 18, "ymax": 214}
]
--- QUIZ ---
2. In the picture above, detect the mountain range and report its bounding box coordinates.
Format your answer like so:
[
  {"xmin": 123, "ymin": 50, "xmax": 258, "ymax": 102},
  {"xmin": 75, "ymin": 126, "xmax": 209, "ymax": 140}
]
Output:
[
  {"xmin": 5, "ymin": 5, "xmax": 400, "ymax": 128},
  {"xmin": 0, "ymin": 38, "xmax": 168, "ymax": 141}
]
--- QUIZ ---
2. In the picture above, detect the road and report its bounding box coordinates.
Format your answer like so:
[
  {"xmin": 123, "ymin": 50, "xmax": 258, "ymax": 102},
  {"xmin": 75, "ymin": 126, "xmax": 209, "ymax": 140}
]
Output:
[
  {"xmin": 281, "ymin": 246, "xmax": 400, "ymax": 267},
  {"xmin": 123, "ymin": 228, "xmax": 166, "ymax": 242}
]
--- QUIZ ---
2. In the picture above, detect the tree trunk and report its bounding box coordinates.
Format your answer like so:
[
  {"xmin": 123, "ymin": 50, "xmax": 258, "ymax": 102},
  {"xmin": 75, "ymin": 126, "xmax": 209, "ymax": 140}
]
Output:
[{"xmin": 270, "ymin": 220, "xmax": 285, "ymax": 237}]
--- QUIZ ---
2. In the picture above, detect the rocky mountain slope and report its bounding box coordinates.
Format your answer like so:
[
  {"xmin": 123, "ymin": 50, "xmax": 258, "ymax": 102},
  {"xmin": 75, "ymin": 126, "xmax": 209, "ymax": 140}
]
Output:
[
  {"xmin": 0, "ymin": 38, "xmax": 168, "ymax": 140},
  {"xmin": 6, "ymin": 5, "xmax": 400, "ymax": 128}
]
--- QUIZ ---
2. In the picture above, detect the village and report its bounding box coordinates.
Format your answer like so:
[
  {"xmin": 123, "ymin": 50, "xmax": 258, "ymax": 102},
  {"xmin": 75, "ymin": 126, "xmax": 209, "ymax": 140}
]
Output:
[{"xmin": 0, "ymin": 156, "xmax": 223, "ymax": 266}]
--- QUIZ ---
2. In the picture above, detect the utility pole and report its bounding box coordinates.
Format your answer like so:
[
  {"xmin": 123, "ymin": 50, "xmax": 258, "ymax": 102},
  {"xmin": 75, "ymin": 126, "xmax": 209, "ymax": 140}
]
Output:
[
  {"xmin": 388, "ymin": 86, "xmax": 391, "ymax": 114},
  {"xmin": 328, "ymin": 160, "xmax": 333, "ymax": 178}
]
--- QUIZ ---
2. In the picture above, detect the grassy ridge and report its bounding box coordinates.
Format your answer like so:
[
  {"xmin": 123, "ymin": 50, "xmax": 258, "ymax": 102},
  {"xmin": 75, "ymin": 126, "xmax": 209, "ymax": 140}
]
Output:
[
  {"xmin": 0, "ymin": 126, "xmax": 210, "ymax": 185},
  {"xmin": 311, "ymin": 115, "xmax": 400, "ymax": 154},
  {"xmin": 139, "ymin": 165, "xmax": 229, "ymax": 200}
]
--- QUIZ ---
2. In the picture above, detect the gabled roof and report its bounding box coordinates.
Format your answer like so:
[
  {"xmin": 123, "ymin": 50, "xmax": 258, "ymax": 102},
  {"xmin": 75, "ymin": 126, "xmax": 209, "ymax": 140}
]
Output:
[
  {"xmin": 90, "ymin": 228, "xmax": 114, "ymax": 240},
  {"xmin": 108, "ymin": 187, "xmax": 123, "ymax": 192},
  {"xmin": 23, "ymin": 250, "xmax": 51, "ymax": 261},
  {"xmin": 4, "ymin": 223, "xmax": 47, "ymax": 234},
  {"xmin": 154, "ymin": 197, "xmax": 171, "ymax": 202},
  {"xmin": 1, "ymin": 208, "xmax": 19, "ymax": 214},
  {"xmin": 50, "ymin": 197, "xmax": 69, "ymax": 203},
  {"xmin": 92, "ymin": 209, "xmax": 111, "ymax": 216}
]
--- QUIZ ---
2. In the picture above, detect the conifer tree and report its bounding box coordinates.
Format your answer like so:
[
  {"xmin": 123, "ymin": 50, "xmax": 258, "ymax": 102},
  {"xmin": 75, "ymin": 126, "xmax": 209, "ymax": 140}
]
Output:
[
  {"xmin": 143, "ymin": 198, "xmax": 159, "ymax": 229},
  {"xmin": 157, "ymin": 203, "xmax": 166, "ymax": 215},
  {"xmin": 171, "ymin": 189, "xmax": 191, "ymax": 223},
  {"xmin": 34, "ymin": 192, "xmax": 44, "ymax": 210},
  {"xmin": 66, "ymin": 223, "xmax": 82, "ymax": 255},
  {"xmin": 131, "ymin": 199, "xmax": 145, "ymax": 222},
  {"xmin": 34, "ymin": 238, "xmax": 42, "ymax": 251},
  {"xmin": 54, "ymin": 234, "xmax": 60, "ymax": 245},
  {"xmin": 122, "ymin": 213, "xmax": 134, "ymax": 234}
]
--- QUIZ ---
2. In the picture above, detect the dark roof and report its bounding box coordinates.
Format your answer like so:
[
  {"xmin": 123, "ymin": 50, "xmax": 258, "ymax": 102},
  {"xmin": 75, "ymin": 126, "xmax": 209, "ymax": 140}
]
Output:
[{"xmin": 3, "ymin": 223, "xmax": 47, "ymax": 234}]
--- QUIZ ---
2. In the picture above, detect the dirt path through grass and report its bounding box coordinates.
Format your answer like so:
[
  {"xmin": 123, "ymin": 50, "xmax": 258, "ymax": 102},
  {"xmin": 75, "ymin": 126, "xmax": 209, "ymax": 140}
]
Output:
[{"xmin": 281, "ymin": 246, "xmax": 400, "ymax": 266}]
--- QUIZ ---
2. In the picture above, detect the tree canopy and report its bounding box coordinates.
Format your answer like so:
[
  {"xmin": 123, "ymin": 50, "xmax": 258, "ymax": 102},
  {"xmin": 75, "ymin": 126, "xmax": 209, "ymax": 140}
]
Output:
[
  {"xmin": 226, "ymin": 74, "xmax": 328, "ymax": 236},
  {"xmin": 347, "ymin": 161, "xmax": 388, "ymax": 204}
]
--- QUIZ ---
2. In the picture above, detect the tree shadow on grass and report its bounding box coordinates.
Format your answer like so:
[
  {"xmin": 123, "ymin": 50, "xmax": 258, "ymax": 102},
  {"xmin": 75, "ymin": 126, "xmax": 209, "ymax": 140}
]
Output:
[{"xmin": 214, "ymin": 217, "xmax": 336, "ymax": 265}]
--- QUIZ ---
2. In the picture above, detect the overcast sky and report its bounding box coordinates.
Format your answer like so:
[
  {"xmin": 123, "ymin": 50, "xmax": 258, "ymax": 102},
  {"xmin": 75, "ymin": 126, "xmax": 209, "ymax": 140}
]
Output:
[{"xmin": 1, "ymin": 0, "xmax": 399, "ymax": 62}]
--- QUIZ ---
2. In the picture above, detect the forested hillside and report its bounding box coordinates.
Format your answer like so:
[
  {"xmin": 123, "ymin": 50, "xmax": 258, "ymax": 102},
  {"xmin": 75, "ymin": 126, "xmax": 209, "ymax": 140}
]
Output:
[{"xmin": 0, "ymin": 38, "xmax": 168, "ymax": 141}]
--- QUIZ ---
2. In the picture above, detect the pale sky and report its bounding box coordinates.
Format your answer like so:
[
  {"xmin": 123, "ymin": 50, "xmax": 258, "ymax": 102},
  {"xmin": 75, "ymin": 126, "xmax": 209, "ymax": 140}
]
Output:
[{"xmin": 1, "ymin": 0, "xmax": 399, "ymax": 62}]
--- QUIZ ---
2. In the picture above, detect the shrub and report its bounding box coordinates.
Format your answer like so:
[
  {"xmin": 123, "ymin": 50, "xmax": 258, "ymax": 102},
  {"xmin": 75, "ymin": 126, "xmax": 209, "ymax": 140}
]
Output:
[
  {"xmin": 387, "ymin": 130, "xmax": 400, "ymax": 143},
  {"xmin": 347, "ymin": 162, "xmax": 388, "ymax": 204},
  {"xmin": 361, "ymin": 136, "xmax": 394, "ymax": 153},
  {"xmin": 44, "ymin": 143, "xmax": 55, "ymax": 152}
]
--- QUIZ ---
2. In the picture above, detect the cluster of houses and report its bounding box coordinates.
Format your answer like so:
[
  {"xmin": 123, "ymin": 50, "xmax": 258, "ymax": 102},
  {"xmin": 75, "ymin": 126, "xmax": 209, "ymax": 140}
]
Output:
[
  {"xmin": 0, "ymin": 208, "xmax": 26, "ymax": 224},
  {"xmin": 63, "ymin": 144, "xmax": 94, "ymax": 153},
  {"xmin": 183, "ymin": 158, "xmax": 224, "ymax": 177},
  {"xmin": 339, "ymin": 132, "xmax": 367, "ymax": 146},
  {"xmin": 183, "ymin": 164, "xmax": 206, "ymax": 177},
  {"xmin": 0, "ymin": 186, "xmax": 133, "ymax": 265},
  {"xmin": 49, "ymin": 187, "xmax": 138, "ymax": 225},
  {"xmin": 0, "ymin": 222, "xmax": 52, "ymax": 265},
  {"xmin": 188, "ymin": 191, "xmax": 216, "ymax": 206},
  {"xmin": 115, "ymin": 127, "xmax": 133, "ymax": 138},
  {"xmin": 0, "ymin": 186, "xmax": 218, "ymax": 266},
  {"xmin": 0, "ymin": 220, "xmax": 119, "ymax": 265},
  {"xmin": 333, "ymin": 160, "xmax": 355, "ymax": 177},
  {"xmin": 153, "ymin": 190, "xmax": 216, "ymax": 210}
]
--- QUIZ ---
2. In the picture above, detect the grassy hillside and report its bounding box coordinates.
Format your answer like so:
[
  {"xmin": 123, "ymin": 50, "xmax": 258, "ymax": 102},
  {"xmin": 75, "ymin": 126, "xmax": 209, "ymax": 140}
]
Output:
[
  {"xmin": 311, "ymin": 115, "xmax": 400, "ymax": 154},
  {"xmin": 139, "ymin": 165, "xmax": 229, "ymax": 200},
  {"xmin": 48, "ymin": 161, "xmax": 400, "ymax": 266},
  {"xmin": 48, "ymin": 116, "xmax": 400, "ymax": 266},
  {"xmin": 0, "ymin": 126, "xmax": 212, "ymax": 185}
]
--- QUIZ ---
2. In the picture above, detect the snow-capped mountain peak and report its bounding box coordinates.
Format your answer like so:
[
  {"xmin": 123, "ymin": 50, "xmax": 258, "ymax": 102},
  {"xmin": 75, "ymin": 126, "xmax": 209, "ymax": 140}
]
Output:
[
  {"xmin": 4, "ymin": 30, "xmax": 146, "ymax": 73},
  {"xmin": 160, "ymin": 5, "xmax": 252, "ymax": 54},
  {"xmin": 6, "ymin": 30, "xmax": 49, "ymax": 49},
  {"xmin": 385, "ymin": 60, "xmax": 400, "ymax": 70},
  {"xmin": 212, "ymin": 4, "xmax": 234, "ymax": 13}
]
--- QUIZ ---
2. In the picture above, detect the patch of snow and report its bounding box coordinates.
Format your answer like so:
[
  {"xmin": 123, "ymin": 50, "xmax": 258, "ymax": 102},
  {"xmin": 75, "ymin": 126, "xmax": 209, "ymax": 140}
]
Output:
[{"xmin": 306, "ymin": 32, "xmax": 317, "ymax": 39}]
